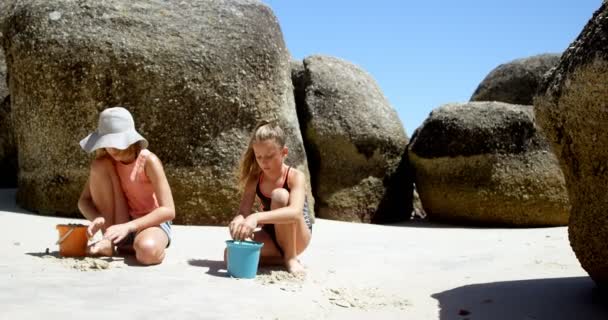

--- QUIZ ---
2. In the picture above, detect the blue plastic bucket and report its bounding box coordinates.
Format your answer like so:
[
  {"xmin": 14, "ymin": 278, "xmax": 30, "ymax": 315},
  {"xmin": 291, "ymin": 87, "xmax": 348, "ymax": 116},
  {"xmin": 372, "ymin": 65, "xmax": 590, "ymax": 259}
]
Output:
[{"xmin": 226, "ymin": 240, "xmax": 264, "ymax": 279}]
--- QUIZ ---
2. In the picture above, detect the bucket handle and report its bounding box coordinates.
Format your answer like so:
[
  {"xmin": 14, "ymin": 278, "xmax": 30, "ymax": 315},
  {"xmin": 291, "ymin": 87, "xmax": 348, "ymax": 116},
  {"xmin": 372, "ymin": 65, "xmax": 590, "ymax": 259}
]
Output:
[{"xmin": 56, "ymin": 226, "xmax": 76, "ymax": 245}]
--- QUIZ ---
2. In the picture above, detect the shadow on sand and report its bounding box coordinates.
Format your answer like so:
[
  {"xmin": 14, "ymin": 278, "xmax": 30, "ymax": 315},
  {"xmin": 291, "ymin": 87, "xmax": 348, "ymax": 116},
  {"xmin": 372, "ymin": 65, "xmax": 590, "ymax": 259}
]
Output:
[
  {"xmin": 26, "ymin": 251, "xmax": 141, "ymax": 266},
  {"xmin": 26, "ymin": 251, "xmax": 62, "ymax": 258},
  {"xmin": 187, "ymin": 259, "xmax": 289, "ymax": 278},
  {"xmin": 432, "ymin": 276, "xmax": 608, "ymax": 320},
  {"xmin": 188, "ymin": 259, "xmax": 229, "ymax": 277}
]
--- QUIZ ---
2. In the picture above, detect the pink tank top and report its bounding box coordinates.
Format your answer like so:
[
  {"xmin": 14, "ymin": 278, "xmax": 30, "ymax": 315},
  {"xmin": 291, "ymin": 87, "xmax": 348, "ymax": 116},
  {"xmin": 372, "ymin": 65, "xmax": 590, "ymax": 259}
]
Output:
[{"xmin": 114, "ymin": 149, "xmax": 159, "ymax": 219}]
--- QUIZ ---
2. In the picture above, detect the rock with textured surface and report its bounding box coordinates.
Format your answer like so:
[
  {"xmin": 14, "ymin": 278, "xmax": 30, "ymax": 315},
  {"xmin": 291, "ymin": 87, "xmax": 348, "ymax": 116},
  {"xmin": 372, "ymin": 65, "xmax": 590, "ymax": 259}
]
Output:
[
  {"xmin": 0, "ymin": 0, "xmax": 311, "ymax": 224},
  {"xmin": 0, "ymin": 95, "xmax": 17, "ymax": 188},
  {"xmin": 294, "ymin": 55, "xmax": 411, "ymax": 223},
  {"xmin": 0, "ymin": 49, "xmax": 7, "ymax": 99},
  {"xmin": 471, "ymin": 54, "xmax": 561, "ymax": 105},
  {"xmin": 0, "ymin": 46, "xmax": 16, "ymax": 188},
  {"xmin": 534, "ymin": 3, "xmax": 608, "ymax": 286},
  {"xmin": 409, "ymin": 101, "xmax": 569, "ymax": 226}
]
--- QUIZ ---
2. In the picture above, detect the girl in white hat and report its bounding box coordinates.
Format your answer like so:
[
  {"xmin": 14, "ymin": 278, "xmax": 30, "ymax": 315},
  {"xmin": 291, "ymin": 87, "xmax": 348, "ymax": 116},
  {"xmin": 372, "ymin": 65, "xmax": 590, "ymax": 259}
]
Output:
[{"xmin": 78, "ymin": 106, "xmax": 174, "ymax": 265}]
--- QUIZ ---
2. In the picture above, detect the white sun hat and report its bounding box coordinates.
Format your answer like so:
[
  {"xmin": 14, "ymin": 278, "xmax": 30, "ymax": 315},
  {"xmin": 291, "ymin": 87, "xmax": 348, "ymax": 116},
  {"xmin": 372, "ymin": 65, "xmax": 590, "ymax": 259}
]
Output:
[{"xmin": 79, "ymin": 106, "xmax": 148, "ymax": 153}]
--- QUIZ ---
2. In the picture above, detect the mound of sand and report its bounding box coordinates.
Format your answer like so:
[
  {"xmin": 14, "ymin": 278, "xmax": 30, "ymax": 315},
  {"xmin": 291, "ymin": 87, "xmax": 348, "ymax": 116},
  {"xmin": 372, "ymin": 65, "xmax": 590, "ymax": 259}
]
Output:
[{"xmin": 39, "ymin": 253, "xmax": 115, "ymax": 271}]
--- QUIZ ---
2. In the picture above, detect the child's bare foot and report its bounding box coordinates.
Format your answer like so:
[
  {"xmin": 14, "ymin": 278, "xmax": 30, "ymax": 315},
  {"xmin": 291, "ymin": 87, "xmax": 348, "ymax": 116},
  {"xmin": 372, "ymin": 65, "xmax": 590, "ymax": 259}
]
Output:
[
  {"xmin": 285, "ymin": 257, "xmax": 305, "ymax": 275},
  {"xmin": 87, "ymin": 238, "xmax": 114, "ymax": 257}
]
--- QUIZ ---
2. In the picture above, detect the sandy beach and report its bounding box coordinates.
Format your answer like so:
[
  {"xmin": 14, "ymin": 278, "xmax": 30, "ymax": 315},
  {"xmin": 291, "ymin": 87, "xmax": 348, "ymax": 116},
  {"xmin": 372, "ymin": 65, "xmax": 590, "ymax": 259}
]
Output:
[{"xmin": 0, "ymin": 188, "xmax": 605, "ymax": 319}]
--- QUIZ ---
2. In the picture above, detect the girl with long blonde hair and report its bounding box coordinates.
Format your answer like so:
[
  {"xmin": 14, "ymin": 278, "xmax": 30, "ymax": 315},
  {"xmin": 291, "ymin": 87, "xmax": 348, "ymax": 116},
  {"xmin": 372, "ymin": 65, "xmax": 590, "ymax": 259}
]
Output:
[{"xmin": 229, "ymin": 120, "xmax": 313, "ymax": 274}]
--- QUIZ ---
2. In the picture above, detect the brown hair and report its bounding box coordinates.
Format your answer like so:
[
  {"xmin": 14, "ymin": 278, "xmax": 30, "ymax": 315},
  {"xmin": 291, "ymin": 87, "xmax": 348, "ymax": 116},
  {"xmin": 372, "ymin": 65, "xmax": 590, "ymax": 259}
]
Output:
[{"xmin": 238, "ymin": 120, "xmax": 286, "ymax": 189}]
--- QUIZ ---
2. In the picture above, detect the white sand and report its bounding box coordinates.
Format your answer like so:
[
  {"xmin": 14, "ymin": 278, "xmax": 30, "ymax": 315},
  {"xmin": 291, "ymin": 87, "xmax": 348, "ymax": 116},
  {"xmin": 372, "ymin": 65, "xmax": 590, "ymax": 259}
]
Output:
[{"xmin": 0, "ymin": 189, "xmax": 605, "ymax": 319}]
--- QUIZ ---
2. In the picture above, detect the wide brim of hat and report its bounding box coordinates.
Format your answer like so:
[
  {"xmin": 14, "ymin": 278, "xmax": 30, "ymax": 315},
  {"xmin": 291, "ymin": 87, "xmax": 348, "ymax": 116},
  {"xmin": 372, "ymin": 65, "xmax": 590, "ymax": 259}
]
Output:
[{"xmin": 79, "ymin": 129, "xmax": 148, "ymax": 153}]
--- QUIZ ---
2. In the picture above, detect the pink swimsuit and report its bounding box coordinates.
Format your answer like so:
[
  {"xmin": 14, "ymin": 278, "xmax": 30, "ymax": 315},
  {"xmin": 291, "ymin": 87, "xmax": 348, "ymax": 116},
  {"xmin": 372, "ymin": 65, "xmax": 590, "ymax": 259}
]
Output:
[{"xmin": 114, "ymin": 149, "xmax": 159, "ymax": 219}]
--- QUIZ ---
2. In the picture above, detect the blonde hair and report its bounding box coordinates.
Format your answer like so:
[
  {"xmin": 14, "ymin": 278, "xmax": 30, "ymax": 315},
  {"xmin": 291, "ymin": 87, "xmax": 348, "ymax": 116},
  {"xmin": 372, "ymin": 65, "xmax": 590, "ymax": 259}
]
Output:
[
  {"xmin": 94, "ymin": 142, "xmax": 143, "ymax": 160},
  {"xmin": 239, "ymin": 120, "xmax": 286, "ymax": 189}
]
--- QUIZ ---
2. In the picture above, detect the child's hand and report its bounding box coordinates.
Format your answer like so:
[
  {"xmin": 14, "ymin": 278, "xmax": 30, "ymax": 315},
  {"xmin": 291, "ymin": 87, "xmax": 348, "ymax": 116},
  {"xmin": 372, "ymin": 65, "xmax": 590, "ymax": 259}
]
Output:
[
  {"xmin": 103, "ymin": 222, "xmax": 136, "ymax": 244},
  {"xmin": 234, "ymin": 214, "xmax": 257, "ymax": 241},
  {"xmin": 87, "ymin": 217, "xmax": 105, "ymax": 238},
  {"xmin": 229, "ymin": 215, "xmax": 245, "ymax": 239}
]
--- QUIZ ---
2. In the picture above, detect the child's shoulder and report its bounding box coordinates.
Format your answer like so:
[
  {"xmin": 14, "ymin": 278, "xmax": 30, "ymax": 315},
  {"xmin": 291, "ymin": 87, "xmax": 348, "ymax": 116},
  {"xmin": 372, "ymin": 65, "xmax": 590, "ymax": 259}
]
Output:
[
  {"xmin": 140, "ymin": 149, "xmax": 160, "ymax": 162},
  {"xmin": 287, "ymin": 166, "xmax": 306, "ymax": 181},
  {"xmin": 138, "ymin": 149, "xmax": 168, "ymax": 180},
  {"xmin": 140, "ymin": 150, "xmax": 164, "ymax": 171}
]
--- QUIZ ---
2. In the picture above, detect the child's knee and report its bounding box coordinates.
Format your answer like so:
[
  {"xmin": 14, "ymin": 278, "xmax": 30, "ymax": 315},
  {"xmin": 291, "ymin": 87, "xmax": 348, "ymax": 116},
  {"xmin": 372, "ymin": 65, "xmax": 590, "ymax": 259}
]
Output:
[
  {"xmin": 134, "ymin": 239, "xmax": 165, "ymax": 265},
  {"xmin": 270, "ymin": 188, "xmax": 289, "ymax": 208}
]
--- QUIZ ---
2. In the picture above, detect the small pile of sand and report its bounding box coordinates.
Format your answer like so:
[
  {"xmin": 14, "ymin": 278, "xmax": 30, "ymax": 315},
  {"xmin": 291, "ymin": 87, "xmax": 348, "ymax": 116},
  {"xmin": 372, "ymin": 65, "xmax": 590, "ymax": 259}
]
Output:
[
  {"xmin": 255, "ymin": 269, "xmax": 306, "ymax": 291},
  {"xmin": 41, "ymin": 254, "xmax": 112, "ymax": 271},
  {"xmin": 323, "ymin": 287, "xmax": 410, "ymax": 310},
  {"xmin": 65, "ymin": 257, "xmax": 111, "ymax": 271}
]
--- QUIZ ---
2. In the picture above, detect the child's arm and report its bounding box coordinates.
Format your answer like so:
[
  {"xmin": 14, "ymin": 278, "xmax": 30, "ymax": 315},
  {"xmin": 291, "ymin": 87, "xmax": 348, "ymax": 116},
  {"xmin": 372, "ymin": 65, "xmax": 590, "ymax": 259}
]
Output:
[
  {"xmin": 104, "ymin": 152, "xmax": 175, "ymax": 244},
  {"xmin": 237, "ymin": 174, "xmax": 258, "ymax": 218},
  {"xmin": 229, "ymin": 175, "xmax": 257, "ymax": 239},
  {"xmin": 132, "ymin": 152, "xmax": 175, "ymax": 230}
]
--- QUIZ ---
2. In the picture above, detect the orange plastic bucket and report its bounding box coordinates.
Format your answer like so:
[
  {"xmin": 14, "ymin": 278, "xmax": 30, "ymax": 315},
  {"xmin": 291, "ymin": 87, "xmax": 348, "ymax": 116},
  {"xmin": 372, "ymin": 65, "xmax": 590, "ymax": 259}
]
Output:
[{"xmin": 56, "ymin": 224, "xmax": 88, "ymax": 257}]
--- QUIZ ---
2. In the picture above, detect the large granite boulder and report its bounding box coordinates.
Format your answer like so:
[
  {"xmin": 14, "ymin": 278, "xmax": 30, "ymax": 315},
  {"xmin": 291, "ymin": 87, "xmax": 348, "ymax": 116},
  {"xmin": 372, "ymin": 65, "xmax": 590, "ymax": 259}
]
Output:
[
  {"xmin": 0, "ymin": 47, "xmax": 16, "ymax": 188},
  {"xmin": 0, "ymin": 49, "xmax": 6, "ymax": 98},
  {"xmin": 409, "ymin": 101, "xmax": 569, "ymax": 226},
  {"xmin": 471, "ymin": 54, "xmax": 561, "ymax": 105},
  {"xmin": 0, "ymin": 95, "xmax": 16, "ymax": 188},
  {"xmin": 534, "ymin": 3, "xmax": 608, "ymax": 286},
  {"xmin": 293, "ymin": 55, "xmax": 411, "ymax": 223},
  {"xmin": 0, "ymin": 0, "xmax": 311, "ymax": 225}
]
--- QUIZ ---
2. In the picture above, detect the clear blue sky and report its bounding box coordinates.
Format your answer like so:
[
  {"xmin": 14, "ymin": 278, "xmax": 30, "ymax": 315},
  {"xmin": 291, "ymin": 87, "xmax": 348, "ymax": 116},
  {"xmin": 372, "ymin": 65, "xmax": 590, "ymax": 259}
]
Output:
[{"xmin": 263, "ymin": 0, "xmax": 602, "ymax": 135}]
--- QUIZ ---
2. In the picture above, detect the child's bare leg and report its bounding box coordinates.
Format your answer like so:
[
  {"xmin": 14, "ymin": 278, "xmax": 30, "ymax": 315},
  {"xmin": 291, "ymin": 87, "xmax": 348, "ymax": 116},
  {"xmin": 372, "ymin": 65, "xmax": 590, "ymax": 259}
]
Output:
[
  {"xmin": 109, "ymin": 160, "xmax": 131, "ymax": 253},
  {"xmin": 87, "ymin": 158, "xmax": 129, "ymax": 256},
  {"xmin": 133, "ymin": 227, "xmax": 168, "ymax": 265},
  {"xmin": 253, "ymin": 230, "xmax": 284, "ymax": 266},
  {"xmin": 270, "ymin": 188, "xmax": 311, "ymax": 274},
  {"xmin": 87, "ymin": 158, "xmax": 116, "ymax": 256},
  {"xmin": 110, "ymin": 167, "xmax": 130, "ymax": 227}
]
